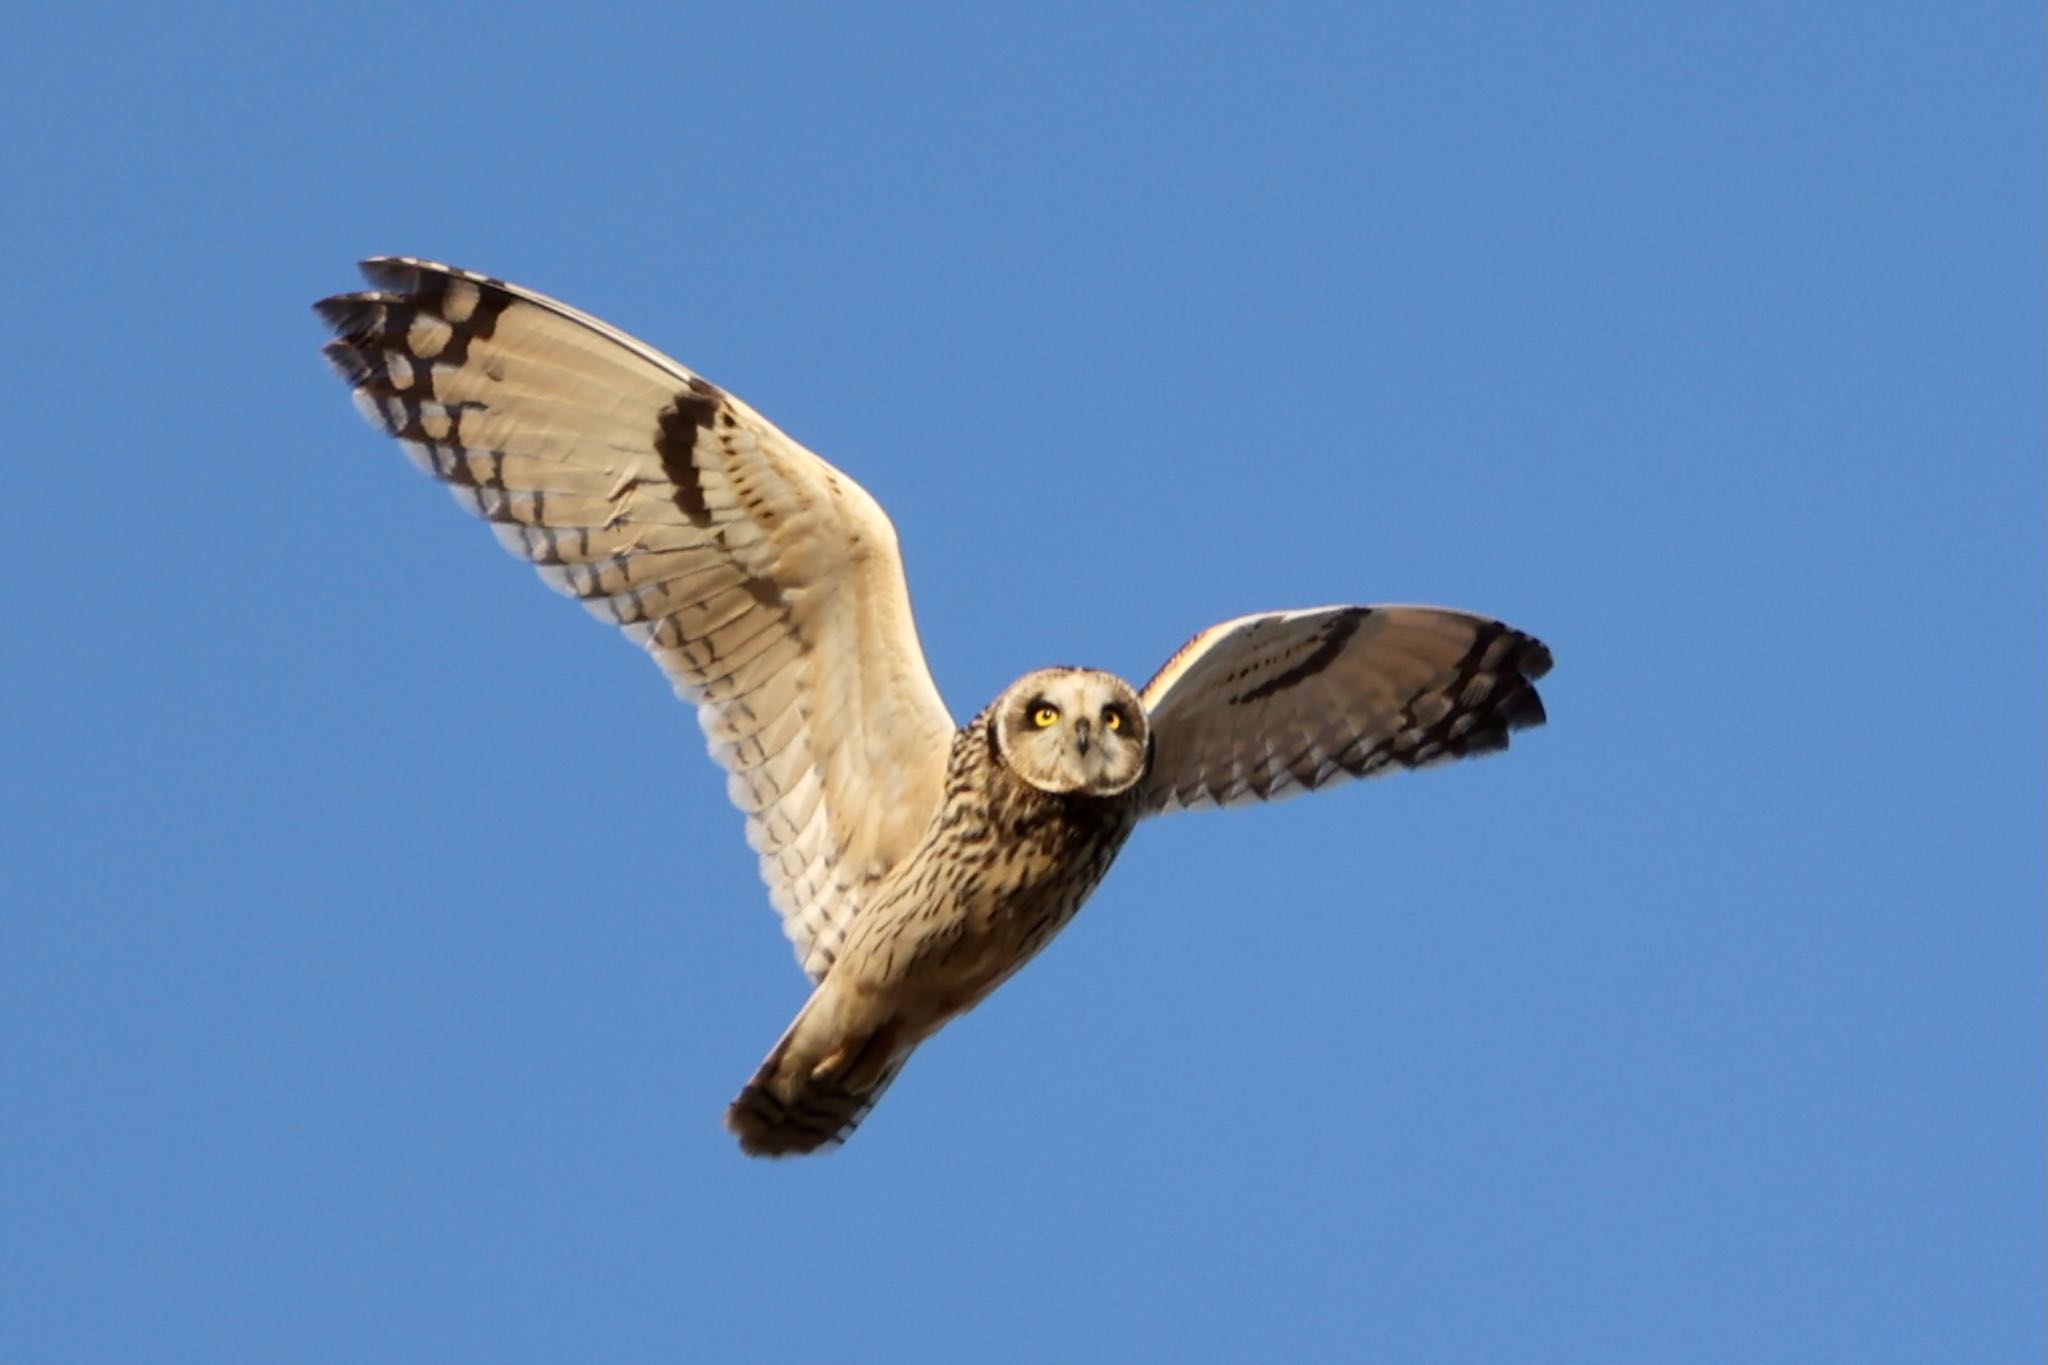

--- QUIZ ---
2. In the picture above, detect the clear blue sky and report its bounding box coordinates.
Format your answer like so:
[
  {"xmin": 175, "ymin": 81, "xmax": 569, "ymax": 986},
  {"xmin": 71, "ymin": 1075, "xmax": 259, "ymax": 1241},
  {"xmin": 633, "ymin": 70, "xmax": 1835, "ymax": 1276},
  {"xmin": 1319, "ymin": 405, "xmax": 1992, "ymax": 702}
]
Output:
[{"xmin": 4, "ymin": 5, "xmax": 2040, "ymax": 1361}]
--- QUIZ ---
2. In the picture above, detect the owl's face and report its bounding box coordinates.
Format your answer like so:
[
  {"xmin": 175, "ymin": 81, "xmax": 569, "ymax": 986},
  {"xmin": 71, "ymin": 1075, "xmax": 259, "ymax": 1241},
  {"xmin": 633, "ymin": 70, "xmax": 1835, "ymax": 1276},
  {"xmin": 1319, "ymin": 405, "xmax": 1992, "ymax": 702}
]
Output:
[{"xmin": 991, "ymin": 668, "xmax": 1150, "ymax": 797}]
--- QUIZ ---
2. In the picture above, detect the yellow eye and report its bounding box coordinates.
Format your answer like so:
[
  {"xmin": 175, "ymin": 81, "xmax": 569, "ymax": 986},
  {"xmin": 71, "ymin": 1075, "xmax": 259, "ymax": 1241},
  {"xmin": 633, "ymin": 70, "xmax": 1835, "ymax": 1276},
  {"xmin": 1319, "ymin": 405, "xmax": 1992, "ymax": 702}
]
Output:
[
  {"xmin": 1103, "ymin": 709, "xmax": 1123, "ymax": 733},
  {"xmin": 1031, "ymin": 705, "xmax": 1059, "ymax": 729}
]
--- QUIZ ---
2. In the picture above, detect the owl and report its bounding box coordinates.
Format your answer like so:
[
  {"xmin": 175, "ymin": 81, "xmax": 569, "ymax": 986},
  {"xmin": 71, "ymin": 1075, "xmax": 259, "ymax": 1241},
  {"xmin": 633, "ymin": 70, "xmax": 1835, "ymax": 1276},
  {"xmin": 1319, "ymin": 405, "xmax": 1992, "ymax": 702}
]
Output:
[{"xmin": 315, "ymin": 259, "xmax": 1553, "ymax": 1156}]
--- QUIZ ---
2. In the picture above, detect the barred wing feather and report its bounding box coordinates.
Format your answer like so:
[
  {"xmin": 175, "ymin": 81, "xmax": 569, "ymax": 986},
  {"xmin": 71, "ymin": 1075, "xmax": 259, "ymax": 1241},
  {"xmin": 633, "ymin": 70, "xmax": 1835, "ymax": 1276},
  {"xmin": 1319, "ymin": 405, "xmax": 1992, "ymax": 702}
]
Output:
[
  {"xmin": 315, "ymin": 258, "xmax": 955, "ymax": 979},
  {"xmin": 1138, "ymin": 605, "xmax": 1551, "ymax": 815}
]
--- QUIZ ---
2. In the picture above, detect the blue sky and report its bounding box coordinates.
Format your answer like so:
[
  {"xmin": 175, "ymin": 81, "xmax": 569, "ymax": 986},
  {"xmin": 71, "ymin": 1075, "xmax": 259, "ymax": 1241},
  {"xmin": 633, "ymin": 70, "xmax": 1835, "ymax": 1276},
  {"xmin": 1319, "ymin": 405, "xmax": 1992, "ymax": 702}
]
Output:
[{"xmin": 4, "ymin": 4, "xmax": 2041, "ymax": 1361}]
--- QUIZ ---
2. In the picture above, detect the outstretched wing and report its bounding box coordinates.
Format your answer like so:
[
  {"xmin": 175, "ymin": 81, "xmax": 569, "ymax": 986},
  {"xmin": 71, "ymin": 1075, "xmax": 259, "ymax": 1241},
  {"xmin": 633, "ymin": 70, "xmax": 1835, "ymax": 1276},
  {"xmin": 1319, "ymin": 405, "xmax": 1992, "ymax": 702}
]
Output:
[
  {"xmin": 1137, "ymin": 605, "xmax": 1551, "ymax": 815},
  {"xmin": 315, "ymin": 257, "xmax": 956, "ymax": 979}
]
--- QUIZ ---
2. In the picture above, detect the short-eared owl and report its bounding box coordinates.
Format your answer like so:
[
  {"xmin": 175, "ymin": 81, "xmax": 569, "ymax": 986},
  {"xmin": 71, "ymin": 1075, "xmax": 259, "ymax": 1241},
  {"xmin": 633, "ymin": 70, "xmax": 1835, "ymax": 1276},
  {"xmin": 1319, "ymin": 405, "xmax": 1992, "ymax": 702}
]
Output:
[{"xmin": 315, "ymin": 259, "xmax": 1553, "ymax": 1156}]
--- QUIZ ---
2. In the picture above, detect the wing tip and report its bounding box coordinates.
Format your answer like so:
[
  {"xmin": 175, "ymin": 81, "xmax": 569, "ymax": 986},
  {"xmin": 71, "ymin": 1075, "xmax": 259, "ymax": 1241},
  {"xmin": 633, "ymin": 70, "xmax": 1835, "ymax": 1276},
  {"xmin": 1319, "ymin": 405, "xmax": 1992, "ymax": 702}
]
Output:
[
  {"xmin": 1511, "ymin": 630, "xmax": 1555, "ymax": 682},
  {"xmin": 317, "ymin": 335, "xmax": 370, "ymax": 383},
  {"xmin": 1501, "ymin": 678, "xmax": 1548, "ymax": 732}
]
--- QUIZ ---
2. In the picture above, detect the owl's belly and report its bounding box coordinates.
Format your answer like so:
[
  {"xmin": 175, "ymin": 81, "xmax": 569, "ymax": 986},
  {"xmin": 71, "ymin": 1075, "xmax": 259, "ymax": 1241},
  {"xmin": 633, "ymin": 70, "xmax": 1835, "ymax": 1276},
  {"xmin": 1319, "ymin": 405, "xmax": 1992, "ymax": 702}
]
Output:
[{"xmin": 840, "ymin": 809, "xmax": 1136, "ymax": 1031}]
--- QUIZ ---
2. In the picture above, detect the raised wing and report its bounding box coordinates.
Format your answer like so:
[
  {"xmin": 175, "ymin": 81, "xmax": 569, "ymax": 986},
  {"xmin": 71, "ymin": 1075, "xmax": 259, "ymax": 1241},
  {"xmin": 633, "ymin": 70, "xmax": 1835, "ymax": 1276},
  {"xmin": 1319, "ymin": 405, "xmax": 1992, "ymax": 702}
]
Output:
[
  {"xmin": 1138, "ymin": 605, "xmax": 1550, "ymax": 815},
  {"xmin": 315, "ymin": 257, "xmax": 956, "ymax": 978}
]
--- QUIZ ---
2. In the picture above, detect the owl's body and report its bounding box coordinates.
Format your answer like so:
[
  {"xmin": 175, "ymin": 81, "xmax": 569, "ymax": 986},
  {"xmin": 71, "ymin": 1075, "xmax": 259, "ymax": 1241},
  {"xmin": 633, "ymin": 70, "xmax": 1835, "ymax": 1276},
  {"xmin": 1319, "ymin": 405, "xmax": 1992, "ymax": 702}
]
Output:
[
  {"xmin": 316, "ymin": 258, "xmax": 1554, "ymax": 1157},
  {"xmin": 731, "ymin": 676, "xmax": 1145, "ymax": 1153}
]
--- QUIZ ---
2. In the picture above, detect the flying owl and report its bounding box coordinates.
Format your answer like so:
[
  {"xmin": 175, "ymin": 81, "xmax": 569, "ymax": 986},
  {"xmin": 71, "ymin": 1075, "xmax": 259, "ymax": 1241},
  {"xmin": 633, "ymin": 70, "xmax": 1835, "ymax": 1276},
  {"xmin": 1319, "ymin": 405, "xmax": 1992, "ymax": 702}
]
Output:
[{"xmin": 315, "ymin": 258, "xmax": 1553, "ymax": 1157}]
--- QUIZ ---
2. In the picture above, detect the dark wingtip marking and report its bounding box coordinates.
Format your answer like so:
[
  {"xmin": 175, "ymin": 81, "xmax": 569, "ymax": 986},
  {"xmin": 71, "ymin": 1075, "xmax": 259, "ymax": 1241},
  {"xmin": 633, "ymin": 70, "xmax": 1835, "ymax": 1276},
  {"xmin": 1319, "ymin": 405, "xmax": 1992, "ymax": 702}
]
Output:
[
  {"xmin": 313, "ymin": 291, "xmax": 382, "ymax": 330},
  {"xmin": 1388, "ymin": 623, "xmax": 1553, "ymax": 767},
  {"xmin": 315, "ymin": 263, "xmax": 513, "ymax": 402},
  {"xmin": 319, "ymin": 338, "xmax": 372, "ymax": 383},
  {"xmin": 1493, "ymin": 627, "xmax": 1552, "ymax": 731},
  {"xmin": 359, "ymin": 257, "xmax": 429, "ymax": 292},
  {"xmin": 1502, "ymin": 679, "xmax": 1548, "ymax": 731}
]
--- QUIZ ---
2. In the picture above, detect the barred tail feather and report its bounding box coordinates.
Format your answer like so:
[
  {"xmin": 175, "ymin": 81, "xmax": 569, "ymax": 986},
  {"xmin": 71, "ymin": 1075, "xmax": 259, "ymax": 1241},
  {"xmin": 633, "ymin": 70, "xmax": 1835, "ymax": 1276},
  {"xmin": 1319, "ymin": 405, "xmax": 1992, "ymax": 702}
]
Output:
[{"xmin": 724, "ymin": 1013, "xmax": 913, "ymax": 1158}]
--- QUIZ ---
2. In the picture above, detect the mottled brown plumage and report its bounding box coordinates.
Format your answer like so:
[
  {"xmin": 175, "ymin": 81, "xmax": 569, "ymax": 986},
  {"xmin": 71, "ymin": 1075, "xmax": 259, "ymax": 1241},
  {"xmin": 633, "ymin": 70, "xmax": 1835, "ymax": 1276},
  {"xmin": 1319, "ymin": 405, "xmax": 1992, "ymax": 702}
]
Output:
[
  {"xmin": 314, "ymin": 258, "xmax": 1554, "ymax": 1157},
  {"xmin": 727, "ymin": 675, "xmax": 1145, "ymax": 1154}
]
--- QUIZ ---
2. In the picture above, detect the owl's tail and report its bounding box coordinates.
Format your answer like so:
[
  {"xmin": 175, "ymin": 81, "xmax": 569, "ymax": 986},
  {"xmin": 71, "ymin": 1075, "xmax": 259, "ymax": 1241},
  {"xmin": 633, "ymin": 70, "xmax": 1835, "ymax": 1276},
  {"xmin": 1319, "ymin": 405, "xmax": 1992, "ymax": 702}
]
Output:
[{"xmin": 723, "ymin": 1001, "xmax": 914, "ymax": 1158}]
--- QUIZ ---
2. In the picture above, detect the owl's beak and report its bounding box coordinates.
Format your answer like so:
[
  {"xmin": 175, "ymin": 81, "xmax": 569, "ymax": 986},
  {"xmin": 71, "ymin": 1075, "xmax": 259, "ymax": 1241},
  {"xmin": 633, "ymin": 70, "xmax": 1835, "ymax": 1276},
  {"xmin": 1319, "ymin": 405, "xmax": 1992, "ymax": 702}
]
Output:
[{"xmin": 1072, "ymin": 717, "xmax": 1092, "ymax": 755}]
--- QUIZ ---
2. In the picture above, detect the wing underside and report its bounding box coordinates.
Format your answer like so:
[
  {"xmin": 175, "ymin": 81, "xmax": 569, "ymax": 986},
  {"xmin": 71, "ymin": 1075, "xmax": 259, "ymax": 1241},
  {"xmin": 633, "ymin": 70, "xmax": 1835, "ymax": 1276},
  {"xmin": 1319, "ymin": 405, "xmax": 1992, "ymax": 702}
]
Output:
[
  {"xmin": 1138, "ymin": 604, "xmax": 1551, "ymax": 814},
  {"xmin": 316, "ymin": 258, "xmax": 956, "ymax": 977}
]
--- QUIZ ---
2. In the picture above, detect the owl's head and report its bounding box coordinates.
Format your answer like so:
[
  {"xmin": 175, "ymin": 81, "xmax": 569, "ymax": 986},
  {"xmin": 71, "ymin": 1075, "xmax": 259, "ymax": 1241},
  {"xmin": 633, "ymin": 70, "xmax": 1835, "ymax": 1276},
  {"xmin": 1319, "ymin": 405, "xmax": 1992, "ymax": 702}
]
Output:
[{"xmin": 990, "ymin": 668, "xmax": 1150, "ymax": 797}]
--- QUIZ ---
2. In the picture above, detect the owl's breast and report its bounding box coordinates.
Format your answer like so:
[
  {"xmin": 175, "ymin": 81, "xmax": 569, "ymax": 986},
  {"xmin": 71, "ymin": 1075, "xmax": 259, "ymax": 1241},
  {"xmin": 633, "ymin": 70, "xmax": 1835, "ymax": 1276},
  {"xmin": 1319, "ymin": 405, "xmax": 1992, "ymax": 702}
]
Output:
[
  {"xmin": 986, "ymin": 786, "xmax": 1138, "ymax": 912},
  {"xmin": 844, "ymin": 767, "xmax": 1140, "ymax": 1022}
]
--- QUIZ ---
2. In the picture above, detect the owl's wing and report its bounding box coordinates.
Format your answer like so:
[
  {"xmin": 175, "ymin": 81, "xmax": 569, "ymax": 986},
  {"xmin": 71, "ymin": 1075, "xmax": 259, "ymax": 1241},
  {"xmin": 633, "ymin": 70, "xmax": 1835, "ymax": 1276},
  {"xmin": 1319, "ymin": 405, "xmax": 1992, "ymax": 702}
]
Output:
[
  {"xmin": 1136, "ymin": 605, "xmax": 1550, "ymax": 815},
  {"xmin": 316, "ymin": 258, "xmax": 956, "ymax": 979}
]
